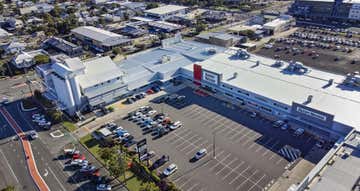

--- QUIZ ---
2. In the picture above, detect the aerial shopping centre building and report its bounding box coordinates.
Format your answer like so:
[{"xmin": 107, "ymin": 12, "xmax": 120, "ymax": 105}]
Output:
[{"xmin": 37, "ymin": 36, "xmax": 360, "ymax": 139}]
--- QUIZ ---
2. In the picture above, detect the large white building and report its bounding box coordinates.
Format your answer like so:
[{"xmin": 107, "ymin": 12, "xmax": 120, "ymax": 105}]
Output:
[
  {"xmin": 36, "ymin": 36, "xmax": 225, "ymax": 115},
  {"xmin": 144, "ymin": 5, "xmax": 188, "ymax": 20}
]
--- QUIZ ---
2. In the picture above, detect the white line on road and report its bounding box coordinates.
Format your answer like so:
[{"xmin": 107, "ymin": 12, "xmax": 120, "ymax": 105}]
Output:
[
  {"xmin": 235, "ymin": 169, "xmax": 259, "ymax": 190},
  {"xmin": 47, "ymin": 167, "xmax": 67, "ymax": 191},
  {"xmin": 0, "ymin": 149, "xmax": 19, "ymax": 183},
  {"xmin": 216, "ymin": 158, "xmax": 238, "ymax": 175},
  {"xmin": 248, "ymin": 174, "xmax": 266, "ymax": 191},
  {"xmin": 187, "ymin": 183, "xmax": 200, "ymax": 191},
  {"xmin": 229, "ymin": 166, "xmax": 250, "ymax": 184},
  {"xmin": 222, "ymin": 161, "xmax": 245, "ymax": 180}
]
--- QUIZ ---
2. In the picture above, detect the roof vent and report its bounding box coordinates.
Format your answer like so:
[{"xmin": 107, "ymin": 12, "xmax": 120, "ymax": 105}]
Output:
[
  {"xmin": 233, "ymin": 72, "xmax": 238, "ymax": 78},
  {"xmin": 272, "ymin": 60, "xmax": 283, "ymax": 67},
  {"xmin": 161, "ymin": 55, "xmax": 171, "ymax": 64},
  {"xmin": 235, "ymin": 49, "xmax": 250, "ymax": 59},
  {"xmin": 328, "ymin": 79, "xmax": 334, "ymax": 85},
  {"xmin": 286, "ymin": 61, "xmax": 307, "ymax": 74},
  {"xmin": 206, "ymin": 47, "xmax": 217, "ymax": 55},
  {"xmin": 307, "ymin": 95, "xmax": 313, "ymax": 103}
]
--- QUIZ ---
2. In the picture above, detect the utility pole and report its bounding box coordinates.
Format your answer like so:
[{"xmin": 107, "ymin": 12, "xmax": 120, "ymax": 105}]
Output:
[{"xmin": 213, "ymin": 131, "xmax": 216, "ymax": 159}]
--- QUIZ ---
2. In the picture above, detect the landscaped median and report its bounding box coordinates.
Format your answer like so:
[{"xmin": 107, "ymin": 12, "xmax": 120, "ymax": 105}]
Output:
[
  {"xmin": 62, "ymin": 121, "xmax": 78, "ymax": 132},
  {"xmin": 79, "ymin": 134, "xmax": 180, "ymax": 191}
]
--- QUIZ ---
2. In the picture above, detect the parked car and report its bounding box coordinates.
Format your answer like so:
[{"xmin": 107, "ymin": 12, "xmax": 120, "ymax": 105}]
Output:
[
  {"xmin": 169, "ymin": 121, "xmax": 182, "ymax": 130},
  {"xmin": 293, "ymin": 128, "xmax": 305, "ymax": 137},
  {"xmin": 273, "ymin": 120, "xmax": 285, "ymax": 128},
  {"xmin": 316, "ymin": 140, "xmax": 325, "ymax": 148},
  {"xmin": 70, "ymin": 159, "xmax": 88, "ymax": 166},
  {"xmin": 163, "ymin": 163, "xmax": 177, "ymax": 176},
  {"xmin": 124, "ymin": 140, "xmax": 137, "ymax": 148},
  {"xmin": 250, "ymin": 112, "xmax": 257, "ymax": 118},
  {"xmin": 80, "ymin": 165, "xmax": 96, "ymax": 173},
  {"xmin": 96, "ymin": 184, "xmax": 111, "ymax": 191},
  {"xmin": 280, "ymin": 123, "xmax": 290, "ymax": 131},
  {"xmin": 28, "ymin": 131, "xmax": 38, "ymax": 140},
  {"xmin": 194, "ymin": 148, "xmax": 207, "ymax": 160},
  {"xmin": 152, "ymin": 155, "xmax": 169, "ymax": 169}
]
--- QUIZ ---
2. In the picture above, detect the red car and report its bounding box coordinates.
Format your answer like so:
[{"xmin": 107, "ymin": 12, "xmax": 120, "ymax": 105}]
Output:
[
  {"xmin": 73, "ymin": 153, "xmax": 86, "ymax": 160},
  {"xmin": 146, "ymin": 89, "xmax": 154, "ymax": 94}
]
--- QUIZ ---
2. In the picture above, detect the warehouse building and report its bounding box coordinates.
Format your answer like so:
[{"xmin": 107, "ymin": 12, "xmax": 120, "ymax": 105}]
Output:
[
  {"xmin": 144, "ymin": 5, "xmax": 188, "ymax": 20},
  {"xmin": 289, "ymin": 0, "xmax": 360, "ymax": 23},
  {"xmin": 71, "ymin": 26, "xmax": 132, "ymax": 52}
]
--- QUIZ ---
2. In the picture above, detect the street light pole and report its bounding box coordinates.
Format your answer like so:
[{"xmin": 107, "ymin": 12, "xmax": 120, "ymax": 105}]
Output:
[{"xmin": 213, "ymin": 131, "xmax": 216, "ymax": 159}]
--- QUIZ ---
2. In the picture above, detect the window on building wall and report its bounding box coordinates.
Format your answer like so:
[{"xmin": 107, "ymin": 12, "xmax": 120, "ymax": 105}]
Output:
[
  {"xmin": 260, "ymin": 106, "xmax": 272, "ymax": 113},
  {"xmin": 225, "ymin": 92, "xmax": 233, "ymax": 97},
  {"xmin": 107, "ymin": 80, "xmax": 111, "ymax": 83}
]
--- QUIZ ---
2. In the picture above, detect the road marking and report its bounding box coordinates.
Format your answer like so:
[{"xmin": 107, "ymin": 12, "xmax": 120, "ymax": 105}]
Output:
[
  {"xmin": 210, "ymin": 153, "xmax": 231, "ymax": 171},
  {"xmin": 235, "ymin": 169, "xmax": 259, "ymax": 190},
  {"xmin": 248, "ymin": 174, "xmax": 266, "ymax": 191},
  {"xmin": 222, "ymin": 161, "xmax": 245, "ymax": 180},
  {"xmin": 43, "ymin": 169, "xmax": 48, "ymax": 177},
  {"xmin": 178, "ymin": 178, "xmax": 192, "ymax": 189},
  {"xmin": 229, "ymin": 166, "xmax": 250, "ymax": 184},
  {"xmin": 216, "ymin": 158, "xmax": 238, "ymax": 175},
  {"xmin": 262, "ymin": 140, "xmax": 280, "ymax": 157},
  {"xmin": 47, "ymin": 167, "xmax": 67, "ymax": 191},
  {"xmin": 0, "ymin": 149, "xmax": 19, "ymax": 183},
  {"xmin": 187, "ymin": 183, "xmax": 200, "ymax": 191}
]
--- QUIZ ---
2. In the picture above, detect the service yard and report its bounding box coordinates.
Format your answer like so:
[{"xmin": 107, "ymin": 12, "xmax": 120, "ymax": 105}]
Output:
[
  {"xmin": 254, "ymin": 26, "xmax": 360, "ymax": 75},
  {"xmin": 114, "ymin": 87, "xmax": 327, "ymax": 191}
]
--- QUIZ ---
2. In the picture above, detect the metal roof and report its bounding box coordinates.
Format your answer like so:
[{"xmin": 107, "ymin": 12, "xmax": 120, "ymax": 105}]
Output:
[
  {"xmin": 71, "ymin": 26, "xmax": 131, "ymax": 46},
  {"xmin": 144, "ymin": 5, "xmax": 187, "ymax": 15},
  {"xmin": 182, "ymin": 48, "xmax": 360, "ymax": 130}
]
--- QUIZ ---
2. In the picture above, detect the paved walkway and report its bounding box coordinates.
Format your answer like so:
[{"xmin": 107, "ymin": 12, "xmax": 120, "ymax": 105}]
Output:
[
  {"xmin": 73, "ymin": 84, "xmax": 186, "ymax": 139},
  {"xmin": 0, "ymin": 107, "xmax": 50, "ymax": 191}
]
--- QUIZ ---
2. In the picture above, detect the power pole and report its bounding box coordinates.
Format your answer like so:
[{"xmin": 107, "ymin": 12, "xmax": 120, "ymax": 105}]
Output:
[{"xmin": 213, "ymin": 131, "xmax": 216, "ymax": 159}]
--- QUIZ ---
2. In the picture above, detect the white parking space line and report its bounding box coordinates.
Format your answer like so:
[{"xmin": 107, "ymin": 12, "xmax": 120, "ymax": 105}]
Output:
[
  {"xmin": 229, "ymin": 166, "xmax": 250, "ymax": 184},
  {"xmin": 275, "ymin": 158, "xmax": 284, "ymax": 165},
  {"xmin": 241, "ymin": 132, "xmax": 261, "ymax": 146},
  {"xmin": 215, "ymin": 158, "xmax": 238, "ymax": 175},
  {"xmin": 229, "ymin": 127, "xmax": 247, "ymax": 139},
  {"xmin": 222, "ymin": 161, "xmax": 245, "ymax": 180},
  {"xmin": 178, "ymin": 178, "xmax": 192, "ymax": 189},
  {"xmin": 235, "ymin": 169, "xmax": 259, "ymax": 190},
  {"xmin": 179, "ymin": 142, "xmax": 195, "ymax": 152},
  {"xmin": 210, "ymin": 153, "xmax": 231, "ymax": 171},
  {"xmin": 248, "ymin": 174, "xmax": 266, "ymax": 191},
  {"xmin": 187, "ymin": 183, "xmax": 200, "ymax": 191}
]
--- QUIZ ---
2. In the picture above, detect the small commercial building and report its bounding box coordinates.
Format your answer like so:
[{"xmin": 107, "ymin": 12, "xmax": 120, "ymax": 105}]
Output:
[
  {"xmin": 148, "ymin": 21, "xmax": 185, "ymax": 33},
  {"xmin": 43, "ymin": 37, "xmax": 83, "ymax": 57},
  {"xmin": 262, "ymin": 15, "xmax": 294, "ymax": 35},
  {"xmin": 71, "ymin": 26, "xmax": 132, "ymax": 52},
  {"xmin": 144, "ymin": 5, "xmax": 188, "ymax": 20},
  {"xmin": 195, "ymin": 32, "xmax": 246, "ymax": 47},
  {"xmin": 11, "ymin": 49, "xmax": 48, "ymax": 69}
]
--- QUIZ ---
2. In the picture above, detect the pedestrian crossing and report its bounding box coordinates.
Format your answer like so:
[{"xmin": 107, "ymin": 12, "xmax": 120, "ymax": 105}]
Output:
[{"xmin": 278, "ymin": 145, "xmax": 301, "ymax": 162}]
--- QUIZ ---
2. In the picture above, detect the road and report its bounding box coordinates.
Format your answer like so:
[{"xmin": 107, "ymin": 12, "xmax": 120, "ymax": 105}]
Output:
[{"xmin": 0, "ymin": 101, "xmax": 128, "ymax": 191}]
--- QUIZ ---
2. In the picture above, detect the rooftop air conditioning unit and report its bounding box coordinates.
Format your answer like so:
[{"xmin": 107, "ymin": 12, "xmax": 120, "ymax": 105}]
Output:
[
  {"xmin": 207, "ymin": 47, "xmax": 217, "ymax": 55},
  {"xmin": 307, "ymin": 95, "xmax": 313, "ymax": 103},
  {"xmin": 161, "ymin": 55, "xmax": 171, "ymax": 64},
  {"xmin": 233, "ymin": 72, "xmax": 238, "ymax": 78}
]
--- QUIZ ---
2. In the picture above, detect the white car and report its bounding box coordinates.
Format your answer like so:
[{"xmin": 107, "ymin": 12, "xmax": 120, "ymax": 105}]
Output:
[
  {"xmin": 96, "ymin": 184, "xmax": 111, "ymax": 191},
  {"xmin": 194, "ymin": 148, "xmax": 207, "ymax": 160},
  {"xmin": 32, "ymin": 114, "xmax": 44, "ymax": 119},
  {"xmin": 293, "ymin": 128, "xmax": 305, "ymax": 137},
  {"xmin": 147, "ymin": 110, "xmax": 157, "ymax": 115},
  {"xmin": 38, "ymin": 121, "xmax": 51, "ymax": 126},
  {"xmin": 250, "ymin": 112, "xmax": 257, "ymax": 118},
  {"xmin": 163, "ymin": 163, "xmax": 177, "ymax": 176},
  {"xmin": 71, "ymin": 159, "xmax": 88, "ymax": 166},
  {"xmin": 79, "ymin": 165, "xmax": 96, "ymax": 173},
  {"xmin": 28, "ymin": 131, "xmax": 38, "ymax": 140},
  {"xmin": 169, "ymin": 121, "xmax": 182, "ymax": 130}
]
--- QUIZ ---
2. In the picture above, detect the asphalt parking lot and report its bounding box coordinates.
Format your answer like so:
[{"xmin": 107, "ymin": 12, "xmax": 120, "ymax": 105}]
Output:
[
  {"xmin": 115, "ymin": 87, "xmax": 322, "ymax": 191},
  {"xmin": 254, "ymin": 26, "xmax": 360, "ymax": 75}
]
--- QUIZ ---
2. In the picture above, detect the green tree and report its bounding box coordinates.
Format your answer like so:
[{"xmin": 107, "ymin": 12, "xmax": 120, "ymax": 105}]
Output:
[
  {"xmin": 0, "ymin": 2, "xmax": 4, "ymax": 14},
  {"xmin": 146, "ymin": 2, "xmax": 159, "ymax": 10},
  {"xmin": 195, "ymin": 21, "xmax": 206, "ymax": 34},
  {"xmin": 34, "ymin": 54, "xmax": 50, "ymax": 65},
  {"xmin": 108, "ymin": 158, "xmax": 126, "ymax": 179},
  {"xmin": 112, "ymin": 47, "xmax": 122, "ymax": 55},
  {"xmin": 50, "ymin": 5, "xmax": 61, "ymax": 17},
  {"xmin": 1, "ymin": 186, "xmax": 15, "ymax": 191},
  {"xmin": 99, "ymin": 147, "xmax": 114, "ymax": 162},
  {"xmin": 139, "ymin": 182, "xmax": 160, "ymax": 191}
]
